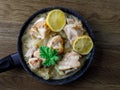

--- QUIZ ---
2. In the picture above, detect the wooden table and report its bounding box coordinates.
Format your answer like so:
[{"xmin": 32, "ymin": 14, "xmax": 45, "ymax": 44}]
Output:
[{"xmin": 0, "ymin": 0, "xmax": 120, "ymax": 90}]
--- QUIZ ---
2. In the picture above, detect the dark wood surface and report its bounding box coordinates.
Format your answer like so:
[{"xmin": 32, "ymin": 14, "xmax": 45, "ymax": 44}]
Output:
[{"xmin": 0, "ymin": 0, "xmax": 120, "ymax": 90}]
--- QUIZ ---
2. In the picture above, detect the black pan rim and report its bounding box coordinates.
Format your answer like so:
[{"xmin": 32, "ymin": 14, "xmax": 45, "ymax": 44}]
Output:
[{"xmin": 17, "ymin": 6, "xmax": 95, "ymax": 85}]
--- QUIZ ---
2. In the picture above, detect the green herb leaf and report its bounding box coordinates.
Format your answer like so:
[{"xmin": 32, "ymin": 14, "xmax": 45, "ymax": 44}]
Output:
[{"xmin": 39, "ymin": 46, "xmax": 59, "ymax": 67}]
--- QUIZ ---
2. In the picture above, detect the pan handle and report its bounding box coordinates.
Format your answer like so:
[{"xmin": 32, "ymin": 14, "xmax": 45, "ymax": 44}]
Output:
[{"xmin": 0, "ymin": 53, "xmax": 21, "ymax": 73}]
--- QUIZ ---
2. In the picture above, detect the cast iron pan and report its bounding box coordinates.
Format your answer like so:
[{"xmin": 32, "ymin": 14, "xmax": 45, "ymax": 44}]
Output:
[{"xmin": 0, "ymin": 7, "xmax": 95, "ymax": 85}]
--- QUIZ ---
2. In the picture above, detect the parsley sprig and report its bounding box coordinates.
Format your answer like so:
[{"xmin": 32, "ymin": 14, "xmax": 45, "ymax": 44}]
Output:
[{"xmin": 39, "ymin": 46, "xmax": 59, "ymax": 67}]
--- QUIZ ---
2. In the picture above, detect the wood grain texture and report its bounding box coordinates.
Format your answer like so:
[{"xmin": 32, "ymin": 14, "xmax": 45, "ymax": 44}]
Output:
[{"xmin": 0, "ymin": 0, "xmax": 120, "ymax": 90}]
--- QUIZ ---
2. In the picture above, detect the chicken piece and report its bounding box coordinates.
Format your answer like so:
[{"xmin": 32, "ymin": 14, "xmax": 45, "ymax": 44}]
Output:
[
  {"xmin": 29, "ymin": 18, "xmax": 49, "ymax": 39},
  {"xmin": 28, "ymin": 58, "xmax": 41, "ymax": 70},
  {"xmin": 33, "ymin": 49, "xmax": 46, "ymax": 62},
  {"xmin": 33, "ymin": 49, "xmax": 39, "ymax": 58},
  {"xmin": 58, "ymin": 51, "xmax": 81, "ymax": 70},
  {"xmin": 25, "ymin": 47, "xmax": 37, "ymax": 58},
  {"xmin": 33, "ymin": 49, "xmax": 45, "ymax": 61},
  {"xmin": 64, "ymin": 19, "xmax": 84, "ymax": 44},
  {"xmin": 66, "ymin": 18, "xmax": 75, "ymax": 24},
  {"xmin": 47, "ymin": 35, "xmax": 64, "ymax": 54}
]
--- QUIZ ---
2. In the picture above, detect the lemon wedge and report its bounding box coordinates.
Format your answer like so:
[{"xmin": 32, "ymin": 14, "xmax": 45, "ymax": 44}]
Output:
[
  {"xmin": 73, "ymin": 35, "xmax": 93, "ymax": 55},
  {"xmin": 46, "ymin": 9, "xmax": 66, "ymax": 32}
]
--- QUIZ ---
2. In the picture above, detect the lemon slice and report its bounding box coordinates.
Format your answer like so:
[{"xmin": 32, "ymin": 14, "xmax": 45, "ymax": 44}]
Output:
[
  {"xmin": 46, "ymin": 9, "xmax": 66, "ymax": 32},
  {"xmin": 73, "ymin": 35, "xmax": 93, "ymax": 55}
]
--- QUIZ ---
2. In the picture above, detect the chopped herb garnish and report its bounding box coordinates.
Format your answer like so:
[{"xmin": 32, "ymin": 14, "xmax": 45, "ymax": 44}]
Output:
[{"xmin": 39, "ymin": 46, "xmax": 59, "ymax": 67}]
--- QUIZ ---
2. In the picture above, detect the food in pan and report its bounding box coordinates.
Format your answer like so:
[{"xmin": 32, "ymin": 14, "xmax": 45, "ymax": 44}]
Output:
[{"xmin": 22, "ymin": 9, "xmax": 93, "ymax": 80}]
